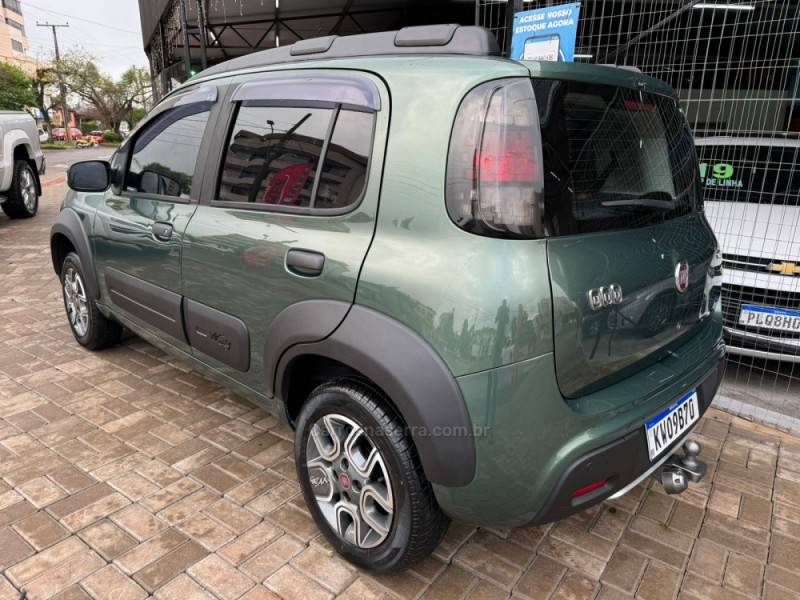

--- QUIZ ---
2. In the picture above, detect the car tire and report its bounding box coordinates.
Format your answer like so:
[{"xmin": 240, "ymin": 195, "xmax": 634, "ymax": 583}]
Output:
[
  {"xmin": 60, "ymin": 252, "xmax": 122, "ymax": 350},
  {"xmin": 295, "ymin": 378, "xmax": 449, "ymax": 573},
  {"xmin": 1, "ymin": 160, "xmax": 39, "ymax": 219}
]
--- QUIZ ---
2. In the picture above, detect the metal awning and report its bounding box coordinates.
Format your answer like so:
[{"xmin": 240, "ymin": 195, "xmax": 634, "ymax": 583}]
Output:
[{"xmin": 139, "ymin": 0, "xmax": 476, "ymax": 97}]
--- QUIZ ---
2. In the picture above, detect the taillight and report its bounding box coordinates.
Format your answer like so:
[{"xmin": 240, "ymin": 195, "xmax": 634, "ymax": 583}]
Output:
[
  {"xmin": 477, "ymin": 129, "xmax": 538, "ymax": 182},
  {"xmin": 446, "ymin": 78, "xmax": 544, "ymax": 239}
]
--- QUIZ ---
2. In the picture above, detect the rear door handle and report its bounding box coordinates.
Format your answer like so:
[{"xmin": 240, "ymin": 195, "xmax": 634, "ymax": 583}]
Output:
[
  {"xmin": 286, "ymin": 248, "xmax": 325, "ymax": 277},
  {"xmin": 151, "ymin": 222, "xmax": 173, "ymax": 241}
]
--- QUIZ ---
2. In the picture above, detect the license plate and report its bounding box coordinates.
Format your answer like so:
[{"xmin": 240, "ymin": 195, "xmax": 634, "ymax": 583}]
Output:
[
  {"xmin": 645, "ymin": 390, "xmax": 699, "ymax": 461},
  {"xmin": 739, "ymin": 304, "xmax": 800, "ymax": 332}
]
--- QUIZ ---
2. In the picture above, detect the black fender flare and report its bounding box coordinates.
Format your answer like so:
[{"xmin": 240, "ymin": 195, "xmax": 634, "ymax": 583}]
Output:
[
  {"xmin": 263, "ymin": 299, "xmax": 352, "ymax": 393},
  {"xmin": 11, "ymin": 143, "xmax": 42, "ymax": 196},
  {"xmin": 32, "ymin": 168, "xmax": 42, "ymax": 197},
  {"xmin": 50, "ymin": 208, "xmax": 100, "ymax": 300},
  {"xmin": 274, "ymin": 304, "xmax": 476, "ymax": 487}
]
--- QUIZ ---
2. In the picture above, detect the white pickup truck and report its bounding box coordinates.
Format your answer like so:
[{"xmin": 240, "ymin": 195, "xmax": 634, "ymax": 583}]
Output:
[{"xmin": 0, "ymin": 111, "xmax": 45, "ymax": 219}]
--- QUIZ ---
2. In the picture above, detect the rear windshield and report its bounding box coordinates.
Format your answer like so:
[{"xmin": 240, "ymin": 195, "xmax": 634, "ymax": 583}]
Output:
[
  {"xmin": 532, "ymin": 79, "xmax": 700, "ymax": 236},
  {"xmin": 697, "ymin": 144, "xmax": 800, "ymax": 206}
]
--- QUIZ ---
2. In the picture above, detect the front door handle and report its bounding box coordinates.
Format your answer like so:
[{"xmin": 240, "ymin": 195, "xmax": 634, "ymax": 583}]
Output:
[
  {"xmin": 286, "ymin": 248, "xmax": 325, "ymax": 277},
  {"xmin": 151, "ymin": 222, "xmax": 173, "ymax": 241}
]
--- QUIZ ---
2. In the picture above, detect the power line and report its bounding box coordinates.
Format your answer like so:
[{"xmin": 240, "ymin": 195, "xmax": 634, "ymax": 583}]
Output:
[
  {"xmin": 60, "ymin": 22, "xmax": 144, "ymax": 49},
  {"xmin": 21, "ymin": 34, "xmax": 142, "ymax": 51},
  {"xmin": 25, "ymin": 1, "xmax": 141, "ymax": 36}
]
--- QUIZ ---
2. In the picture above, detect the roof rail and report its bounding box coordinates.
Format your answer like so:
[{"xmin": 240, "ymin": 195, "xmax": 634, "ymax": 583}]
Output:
[{"xmin": 196, "ymin": 25, "xmax": 501, "ymax": 79}]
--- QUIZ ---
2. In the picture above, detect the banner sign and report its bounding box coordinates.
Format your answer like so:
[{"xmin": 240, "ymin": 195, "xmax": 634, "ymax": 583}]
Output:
[{"xmin": 510, "ymin": 3, "xmax": 581, "ymax": 62}]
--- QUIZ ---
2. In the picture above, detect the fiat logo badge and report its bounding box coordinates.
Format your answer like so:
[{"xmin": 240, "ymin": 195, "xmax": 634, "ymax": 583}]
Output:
[{"xmin": 675, "ymin": 261, "xmax": 689, "ymax": 293}]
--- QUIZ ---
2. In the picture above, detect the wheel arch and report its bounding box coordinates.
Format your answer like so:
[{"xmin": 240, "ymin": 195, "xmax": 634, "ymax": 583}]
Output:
[
  {"xmin": 50, "ymin": 208, "xmax": 100, "ymax": 299},
  {"xmin": 273, "ymin": 304, "xmax": 477, "ymax": 487},
  {"xmin": 12, "ymin": 143, "xmax": 40, "ymax": 194},
  {"xmin": 3, "ymin": 134, "xmax": 39, "ymax": 194}
]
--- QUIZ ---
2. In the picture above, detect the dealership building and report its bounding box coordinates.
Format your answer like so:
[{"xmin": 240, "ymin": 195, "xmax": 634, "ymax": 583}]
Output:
[
  {"xmin": 137, "ymin": 0, "xmax": 476, "ymax": 98},
  {"xmin": 137, "ymin": 0, "xmax": 798, "ymax": 139}
]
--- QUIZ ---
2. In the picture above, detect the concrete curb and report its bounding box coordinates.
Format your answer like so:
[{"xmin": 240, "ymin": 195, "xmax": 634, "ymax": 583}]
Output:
[{"xmin": 713, "ymin": 392, "xmax": 800, "ymax": 436}]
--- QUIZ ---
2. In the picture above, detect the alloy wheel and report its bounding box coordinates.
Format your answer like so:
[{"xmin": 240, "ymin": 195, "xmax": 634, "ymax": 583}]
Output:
[
  {"xmin": 20, "ymin": 168, "xmax": 36, "ymax": 212},
  {"xmin": 306, "ymin": 413, "xmax": 394, "ymax": 548},
  {"xmin": 63, "ymin": 267, "xmax": 89, "ymax": 337}
]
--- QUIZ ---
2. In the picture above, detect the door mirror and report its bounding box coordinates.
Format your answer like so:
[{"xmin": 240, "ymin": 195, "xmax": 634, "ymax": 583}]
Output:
[
  {"xmin": 139, "ymin": 169, "xmax": 182, "ymax": 197},
  {"xmin": 67, "ymin": 160, "xmax": 111, "ymax": 192}
]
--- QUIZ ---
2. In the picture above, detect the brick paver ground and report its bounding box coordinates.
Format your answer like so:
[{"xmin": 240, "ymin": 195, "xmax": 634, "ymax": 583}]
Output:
[{"xmin": 0, "ymin": 163, "xmax": 799, "ymax": 599}]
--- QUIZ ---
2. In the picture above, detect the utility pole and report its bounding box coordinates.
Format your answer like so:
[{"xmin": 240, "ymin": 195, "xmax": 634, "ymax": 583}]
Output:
[
  {"xmin": 196, "ymin": 0, "xmax": 208, "ymax": 71},
  {"xmin": 37, "ymin": 22, "xmax": 72, "ymax": 143},
  {"xmin": 178, "ymin": 0, "xmax": 192, "ymax": 79}
]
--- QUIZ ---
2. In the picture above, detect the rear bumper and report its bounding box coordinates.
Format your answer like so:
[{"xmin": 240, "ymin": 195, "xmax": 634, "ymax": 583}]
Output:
[
  {"xmin": 433, "ymin": 313, "xmax": 724, "ymax": 528},
  {"xmin": 529, "ymin": 363, "xmax": 721, "ymax": 523}
]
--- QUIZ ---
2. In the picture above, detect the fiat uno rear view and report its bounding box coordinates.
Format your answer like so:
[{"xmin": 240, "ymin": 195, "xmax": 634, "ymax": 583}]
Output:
[{"xmin": 53, "ymin": 25, "xmax": 724, "ymax": 572}]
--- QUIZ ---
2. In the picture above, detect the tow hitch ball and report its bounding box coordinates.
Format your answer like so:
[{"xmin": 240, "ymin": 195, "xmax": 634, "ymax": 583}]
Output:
[{"xmin": 656, "ymin": 440, "xmax": 707, "ymax": 495}]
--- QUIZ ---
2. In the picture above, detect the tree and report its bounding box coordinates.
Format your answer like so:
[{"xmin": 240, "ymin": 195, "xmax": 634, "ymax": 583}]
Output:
[
  {"xmin": 121, "ymin": 66, "xmax": 152, "ymax": 112},
  {"xmin": 61, "ymin": 52, "xmax": 150, "ymax": 133},
  {"xmin": 129, "ymin": 106, "xmax": 147, "ymax": 128},
  {"xmin": 0, "ymin": 63, "xmax": 36, "ymax": 111},
  {"xmin": 32, "ymin": 65, "xmax": 58, "ymax": 127}
]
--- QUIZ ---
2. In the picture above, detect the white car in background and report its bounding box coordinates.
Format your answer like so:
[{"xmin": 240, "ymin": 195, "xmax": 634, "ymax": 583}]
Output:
[
  {"xmin": 0, "ymin": 110, "xmax": 45, "ymax": 219},
  {"xmin": 697, "ymin": 136, "xmax": 800, "ymax": 363}
]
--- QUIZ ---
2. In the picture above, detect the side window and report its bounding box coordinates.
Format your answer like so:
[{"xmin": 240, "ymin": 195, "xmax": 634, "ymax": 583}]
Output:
[
  {"xmin": 218, "ymin": 104, "xmax": 374, "ymax": 210},
  {"xmin": 219, "ymin": 105, "xmax": 331, "ymax": 206},
  {"xmin": 125, "ymin": 105, "xmax": 211, "ymax": 199},
  {"xmin": 315, "ymin": 110, "xmax": 372, "ymax": 210}
]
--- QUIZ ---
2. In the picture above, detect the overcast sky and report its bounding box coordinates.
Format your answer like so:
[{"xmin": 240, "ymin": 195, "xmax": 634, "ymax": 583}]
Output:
[{"xmin": 23, "ymin": 0, "xmax": 148, "ymax": 78}]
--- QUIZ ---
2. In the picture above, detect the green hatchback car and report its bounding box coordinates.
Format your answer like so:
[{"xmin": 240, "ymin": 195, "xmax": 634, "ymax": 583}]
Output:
[{"xmin": 51, "ymin": 25, "xmax": 724, "ymax": 572}]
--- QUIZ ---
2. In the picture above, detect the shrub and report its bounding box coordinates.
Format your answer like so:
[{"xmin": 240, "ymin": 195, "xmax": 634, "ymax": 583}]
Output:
[
  {"xmin": 103, "ymin": 130, "xmax": 123, "ymax": 143},
  {"xmin": 80, "ymin": 120, "xmax": 99, "ymax": 134}
]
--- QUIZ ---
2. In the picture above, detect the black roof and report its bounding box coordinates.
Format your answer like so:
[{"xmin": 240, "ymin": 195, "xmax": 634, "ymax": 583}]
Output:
[{"xmin": 195, "ymin": 25, "xmax": 501, "ymax": 79}]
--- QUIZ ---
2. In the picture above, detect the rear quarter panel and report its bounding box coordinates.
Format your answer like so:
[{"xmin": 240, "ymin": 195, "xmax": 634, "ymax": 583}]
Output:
[{"xmin": 354, "ymin": 57, "xmax": 554, "ymax": 377}]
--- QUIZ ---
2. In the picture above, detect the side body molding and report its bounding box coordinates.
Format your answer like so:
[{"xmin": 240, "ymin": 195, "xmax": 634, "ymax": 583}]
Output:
[
  {"xmin": 275, "ymin": 305, "xmax": 477, "ymax": 487},
  {"xmin": 184, "ymin": 299, "xmax": 250, "ymax": 371},
  {"xmin": 105, "ymin": 268, "xmax": 186, "ymax": 343},
  {"xmin": 50, "ymin": 208, "xmax": 99, "ymax": 299}
]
